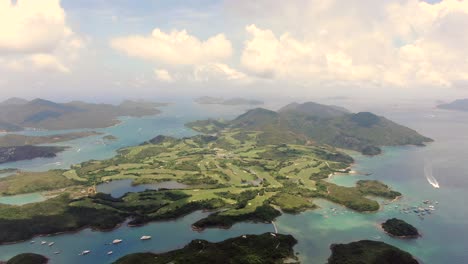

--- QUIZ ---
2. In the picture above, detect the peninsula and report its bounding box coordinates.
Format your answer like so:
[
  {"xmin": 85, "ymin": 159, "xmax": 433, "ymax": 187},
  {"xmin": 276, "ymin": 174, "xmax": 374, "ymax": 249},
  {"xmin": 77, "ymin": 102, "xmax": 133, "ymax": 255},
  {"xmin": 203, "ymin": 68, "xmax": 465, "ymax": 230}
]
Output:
[{"xmin": 187, "ymin": 101, "xmax": 432, "ymax": 155}]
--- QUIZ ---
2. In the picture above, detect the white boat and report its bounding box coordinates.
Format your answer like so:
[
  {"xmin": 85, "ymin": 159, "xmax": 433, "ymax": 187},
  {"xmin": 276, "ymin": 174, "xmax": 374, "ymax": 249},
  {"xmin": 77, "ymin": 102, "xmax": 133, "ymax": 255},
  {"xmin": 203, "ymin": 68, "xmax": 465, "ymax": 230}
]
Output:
[
  {"xmin": 80, "ymin": 250, "xmax": 91, "ymax": 255},
  {"xmin": 424, "ymin": 161, "xmax": 440, "ymax": 188},
  {"xmin": 48, "ymin": 242, "xmax": 55, "ymax": 246},
  {"xmin": 107, "ymin": 251, "xmax": 113, "ymax": 255},
  {"xmin": 40, "ymin": 241, "xmax": 47, "ymax": 245},
  {"xmin": 140, "ymin": 236, "xmax": 152, "ymax": 240},
  {"xmin": 112, "ymin": 239, "xmax": 123, "ymax": 244},
  {"xmin": 54, "ymin": 251, "xmax": 60, "ymax": 255}
]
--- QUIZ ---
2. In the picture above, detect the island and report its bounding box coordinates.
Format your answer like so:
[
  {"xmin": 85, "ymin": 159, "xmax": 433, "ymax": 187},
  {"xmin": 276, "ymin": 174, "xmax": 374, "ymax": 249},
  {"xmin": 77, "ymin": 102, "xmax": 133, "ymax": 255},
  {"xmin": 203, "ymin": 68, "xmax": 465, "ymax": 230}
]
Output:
[
  {"xmin": 187, "ymin": 101, "xmax": 432, "ymax": 155},
  {"xmin": 0, "ymin": 98, "xmax": 164, "ymax": 132},
  {"xmin": 195, "ymin": 96, "xmax": 264, "ymax": 106},
  {"xmin": 381, "ymin": 218, "xmax": 419, "ymax": 238},
  {"xmin": 103, "ymin": 135, "xmax": 118, "ymax": 141},
  {"xmin": 437, "ymin": 98, "xmax": 468, "ymax": 112},
  {"xmin": 4, "ymin": 253, "xmax": 48, "ymax": 264},
  {"xmin": 0, "ymin": 145, "xmax": 67, "ymax": 164},
  {"xmin": 114, "ymin": 233, "xmax": 297, "ymax": 264},
  {"xmin": 0, "ymin": 112, "xmax": 402, "ymax": 243},
  {"xmin": 328, "ymin": 240, "xmax": 419, "ymax": 264}
]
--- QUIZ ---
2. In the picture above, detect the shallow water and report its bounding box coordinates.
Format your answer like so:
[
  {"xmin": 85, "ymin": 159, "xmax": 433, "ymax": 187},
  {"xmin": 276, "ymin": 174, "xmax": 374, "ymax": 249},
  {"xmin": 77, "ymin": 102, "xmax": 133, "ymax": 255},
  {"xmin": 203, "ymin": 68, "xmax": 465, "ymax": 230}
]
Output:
[
  {"xmin": 96, "ymin": 180, "xmax": 188, "ymax": 198},
  {"xmin": 0, "ymin": 102, "xmax": 467, "ymax": 263},
  {"xmin": 0, "ymin": 193, "xmax": 46, "ymax": 205},
  {"xmin": 0, "ymin": 211, "xmax": 274, "ymax": 264}
]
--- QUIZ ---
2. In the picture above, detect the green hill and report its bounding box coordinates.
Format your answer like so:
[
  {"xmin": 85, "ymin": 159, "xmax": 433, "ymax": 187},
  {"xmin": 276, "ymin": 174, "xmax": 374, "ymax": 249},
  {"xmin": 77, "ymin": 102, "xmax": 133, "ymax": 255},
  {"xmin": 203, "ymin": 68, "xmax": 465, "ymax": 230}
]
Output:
[
  {"xmin": 187, "ymin": 102, "xmax": 432, "ymax": 155},
  {"xmin": 115, "ymin": 233, "xmax": 297, "ymax": 264},
  {"xmin": 0, "ymin": 98, "xmax": 163, "ymax": 131},
  {"xmin": 328, "ymin": 240, "xmax": 418, "ymax": 264}
]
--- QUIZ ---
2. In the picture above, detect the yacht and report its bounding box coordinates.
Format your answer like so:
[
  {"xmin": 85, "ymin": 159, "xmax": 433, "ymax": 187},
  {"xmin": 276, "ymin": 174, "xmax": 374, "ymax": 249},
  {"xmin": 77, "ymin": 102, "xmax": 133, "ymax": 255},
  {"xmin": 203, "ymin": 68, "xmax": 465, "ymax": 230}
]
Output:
[
  {"xmin": 80, "ymin": 250, "xmax": 91, "ymax": 255},
  {"xmin": 112, "ymin": 239, "xmax": 123, "ymax": 244},
  {"xmin": 140, "ymin": 236, "xmax": 152, "ymax": 240}
]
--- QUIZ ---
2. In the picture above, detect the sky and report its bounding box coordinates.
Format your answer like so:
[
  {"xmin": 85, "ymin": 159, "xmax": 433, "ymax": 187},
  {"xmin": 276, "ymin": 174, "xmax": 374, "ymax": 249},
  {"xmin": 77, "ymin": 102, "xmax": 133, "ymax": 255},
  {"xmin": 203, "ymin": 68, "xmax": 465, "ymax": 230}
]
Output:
[{"xmin": 0, "ymin": 0, "xmax": 467, "ymax": 103}]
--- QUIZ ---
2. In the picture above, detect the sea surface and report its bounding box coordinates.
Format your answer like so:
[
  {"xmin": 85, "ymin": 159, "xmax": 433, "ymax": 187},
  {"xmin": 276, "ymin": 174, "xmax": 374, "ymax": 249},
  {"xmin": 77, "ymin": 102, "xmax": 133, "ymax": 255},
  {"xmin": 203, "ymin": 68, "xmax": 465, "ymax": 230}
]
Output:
[{"xmin": 0, "ymin": 100, "xmax": 467, "ymax": 263}]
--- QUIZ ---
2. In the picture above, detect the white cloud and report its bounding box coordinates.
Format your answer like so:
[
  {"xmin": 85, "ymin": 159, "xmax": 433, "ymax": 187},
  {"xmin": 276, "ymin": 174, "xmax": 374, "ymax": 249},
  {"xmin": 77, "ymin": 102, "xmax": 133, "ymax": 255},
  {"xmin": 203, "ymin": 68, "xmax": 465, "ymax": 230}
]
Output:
[
  {"xmin": 0, "ymin": 0, "xmax": 82, "ymax": 73},
  {"xmin": 236, "ymin": 0, "xmax": 468, "ymax": 88},
  {"xmin": 154, "ymin": 68, "xmax": 174, "ymax": 82},
  {"xmin": 194, "ymin": 63, "xmax": 248, "ymax": 82},
  {"xmin": 111, "ymin": 28, "xmax": 232, "ymax": 65}
]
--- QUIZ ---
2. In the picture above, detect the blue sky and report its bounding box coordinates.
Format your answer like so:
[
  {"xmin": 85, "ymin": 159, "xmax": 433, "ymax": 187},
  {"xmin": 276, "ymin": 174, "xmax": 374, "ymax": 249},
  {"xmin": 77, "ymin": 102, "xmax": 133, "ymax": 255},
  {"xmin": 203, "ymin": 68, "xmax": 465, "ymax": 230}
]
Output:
[{"xmin": 0, "ymin": 0, "xmax": 466, "ymax": 102}]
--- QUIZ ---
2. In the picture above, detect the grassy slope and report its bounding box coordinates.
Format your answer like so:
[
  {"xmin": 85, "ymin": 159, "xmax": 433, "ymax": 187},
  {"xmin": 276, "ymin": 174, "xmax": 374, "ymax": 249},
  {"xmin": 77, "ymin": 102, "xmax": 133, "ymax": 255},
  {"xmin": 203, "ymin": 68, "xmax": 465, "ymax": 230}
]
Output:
[{"xmin": 187, "ymin": 103, "xmax": 432, "ymax": 155}]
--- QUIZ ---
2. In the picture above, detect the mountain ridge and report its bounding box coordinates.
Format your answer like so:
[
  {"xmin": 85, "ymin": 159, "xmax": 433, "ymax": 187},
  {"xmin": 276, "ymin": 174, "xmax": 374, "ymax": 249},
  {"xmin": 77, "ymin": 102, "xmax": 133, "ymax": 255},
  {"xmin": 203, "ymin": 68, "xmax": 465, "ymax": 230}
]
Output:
[{"xmin": 186, "ymin": 102, "xmax": 432, "ymax": 155}]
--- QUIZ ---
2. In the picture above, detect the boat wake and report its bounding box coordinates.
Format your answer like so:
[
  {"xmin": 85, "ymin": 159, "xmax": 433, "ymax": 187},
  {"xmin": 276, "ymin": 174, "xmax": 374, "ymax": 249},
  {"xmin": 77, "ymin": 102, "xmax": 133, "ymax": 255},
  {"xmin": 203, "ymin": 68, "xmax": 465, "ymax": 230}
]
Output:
[{"xmin": 424, "ymin": 161, "xmax": 440, "ymax": 189}]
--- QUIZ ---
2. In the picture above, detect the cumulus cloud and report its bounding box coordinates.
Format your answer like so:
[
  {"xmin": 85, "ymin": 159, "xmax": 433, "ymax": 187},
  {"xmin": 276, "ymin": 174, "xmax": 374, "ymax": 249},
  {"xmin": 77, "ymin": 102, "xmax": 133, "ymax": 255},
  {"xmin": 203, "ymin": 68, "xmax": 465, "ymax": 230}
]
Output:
[
  {"xmin": 236, "ymin": 0, "xmax": 468, "ymax": 88},
  {"xmin": 194, "ymin": 63, "xmax": 248, "ymax": 82},
  {"xmin": 0, "ymin": 0, "xmax": 82, "ymax": 73},
  {"xmin": 154, "ymin": 68, "xmax": 174, "ymax": 82},
  {"xmin": 111, "ymin": 28, "xmax": 232, "ymax": 65}
]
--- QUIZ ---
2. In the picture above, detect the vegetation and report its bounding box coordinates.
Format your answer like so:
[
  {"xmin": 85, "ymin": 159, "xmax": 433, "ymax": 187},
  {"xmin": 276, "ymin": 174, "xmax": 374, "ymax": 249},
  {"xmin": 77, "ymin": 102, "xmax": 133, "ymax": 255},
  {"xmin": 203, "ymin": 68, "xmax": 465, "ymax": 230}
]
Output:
[
  {"xmin": 103, "ymin": 135, "xmax": 118, "ymax": 141},
  {"xmin": 5, "ymin": 253, "xmax": 48, "ymax": 264},
  {"xmin": 0, "ymin": 170, "xmax": 78, "ymax": 195},
  {"xmin": 114, "ymin": 233, "xmax": 297, "ymax": 264},
  {"xmin": 328, "ymin": 240, "xmax": 419, "ymax": 264},
  {"xmin": 382, "ymin": 218, "xmax": 419, "ymax": 238},
  {"xmin": 0, "ymin": 131, "xmax": 101, "ymax": 147},
  {"xmin": 0, "ymin": 107, "xmax": 406, "ymax": 242},
  {"xmin": 0, "ymin": 98, "xmax": 162, "ymax": 131},
  {"xmin": 269, "ymin": 192, "xmax": 316, "ymax": 213},
  {"xmin": 0, "ymin": 145, "xmax": 67, "ymax": 164},
  {"xmin": 187, "ymin": 101, "xmax": 432, "ymax": 155},
  {"xmin": 356, "ymin": 180, "xmax": 401, "ymax": 199}
]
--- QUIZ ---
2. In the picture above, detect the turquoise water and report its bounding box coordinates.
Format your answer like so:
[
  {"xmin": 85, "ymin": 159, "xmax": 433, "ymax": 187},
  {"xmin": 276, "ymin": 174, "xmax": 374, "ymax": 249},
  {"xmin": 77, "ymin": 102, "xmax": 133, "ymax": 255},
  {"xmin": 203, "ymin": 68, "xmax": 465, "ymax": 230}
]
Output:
[
  {"xmin": 0, "ymin": 211, "xmax": 274, "ymax": 264},
  {"xmin": 0, "ymin": 102, "xmax": 467, "ymax": 263},
  {"xmin": 96, "ymin": 180, "xmax": 188, "ymax": 198},
  {"xmin": 0, "ymin": 193, "xmax": 46, "ymax": 205}
]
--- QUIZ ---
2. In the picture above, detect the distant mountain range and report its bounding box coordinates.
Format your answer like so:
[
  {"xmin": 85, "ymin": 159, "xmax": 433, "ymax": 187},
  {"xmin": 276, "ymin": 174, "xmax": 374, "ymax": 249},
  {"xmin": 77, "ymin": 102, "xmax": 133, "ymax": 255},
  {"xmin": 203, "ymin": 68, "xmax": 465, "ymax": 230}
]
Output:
[
  {"xmin": 187, "ymin": 101, "xmax": 432, "ymax": 155},
  {"xmin": 437, "ymin": 99, "xmax": 468, "ymax": 112},
  {"xmin": 194, "ymin": 96, "xmax": 263, "ymax": 106},
  {"xmin": 0, "ymin": 98, "xmax": 165, "ymax": 132}
]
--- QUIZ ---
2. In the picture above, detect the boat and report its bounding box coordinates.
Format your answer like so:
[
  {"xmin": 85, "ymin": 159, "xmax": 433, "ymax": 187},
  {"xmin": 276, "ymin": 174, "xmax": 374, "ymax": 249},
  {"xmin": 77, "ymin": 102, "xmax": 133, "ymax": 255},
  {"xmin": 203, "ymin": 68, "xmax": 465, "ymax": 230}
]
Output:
[
  {"xmin": 54, "ymin": 251, "xmax": 61, "ymax": 255},
  {"xmin": 112, "ymin": 239, "xmax": 123, "ymax": 244},
  {"xmin": 48, "ymin": 242, "xmax": 55, "ymax": 246},
  {"xmin": 424, "ymin": 161, "xmax": 440, "ymax": 188},
  {"xmin": 30, "ymin": 241, "xmax": 35, "ymax": 244},
  {"xmin": 107, "ymin": 251, "xmax": 113, "ymax": 255},
  {"xmin": 140, "ymin": 236, "xmax": 152, "ymax": 240},
  {"xmin": 41, "ymin": 241, "xmax": 47, "ymax": 245},
  {"xmin": 80, "ymin": 250, "xmax": 91, "ymax": 256}
]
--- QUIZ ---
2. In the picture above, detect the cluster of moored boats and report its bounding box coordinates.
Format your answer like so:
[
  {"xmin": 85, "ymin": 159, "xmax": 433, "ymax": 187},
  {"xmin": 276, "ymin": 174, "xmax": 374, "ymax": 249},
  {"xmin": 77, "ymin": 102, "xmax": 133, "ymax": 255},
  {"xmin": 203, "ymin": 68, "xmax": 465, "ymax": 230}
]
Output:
[
  {"xmin": 397, "ymin": 200, "xmax": 438, "ymax": 219},
  {"xmin": 30, "ymin": 235, "xmax": 152, "ymax": 257}
]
